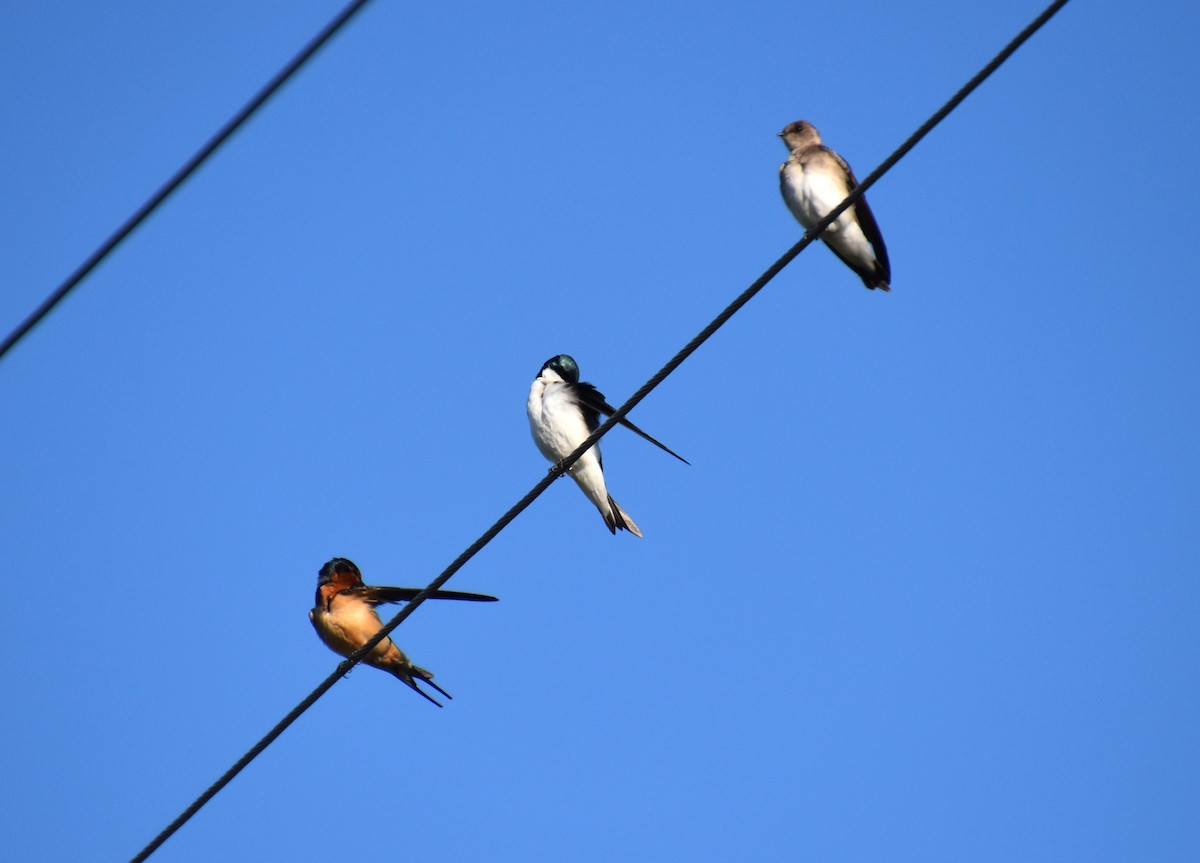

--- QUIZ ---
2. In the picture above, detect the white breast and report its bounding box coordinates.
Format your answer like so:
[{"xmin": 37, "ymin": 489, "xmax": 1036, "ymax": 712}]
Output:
[
  {"xmin": 528, "ymin": 378, "xmax": 595, "ymax": 463},
  {"xmin": 782, "ymin": 163, "xmax": 850, "ymax": 233}
]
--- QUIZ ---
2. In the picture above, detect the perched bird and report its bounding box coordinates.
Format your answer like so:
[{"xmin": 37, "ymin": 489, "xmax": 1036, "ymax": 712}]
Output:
[
  {"xmin": 309, "ymin": 557, "xmax": 497, "ymax": 707},
  {"xmin": 527, "ymin": 353, "xmax": 688, "ymax": 538},
  {"xmin": 779, "ymin": 119, "xmax": 891, "ymax": 291}
]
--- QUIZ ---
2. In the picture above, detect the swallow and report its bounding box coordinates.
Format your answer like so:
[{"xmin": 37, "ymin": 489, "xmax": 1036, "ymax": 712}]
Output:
[
  {"xmin": 779, "ymin": 120, "xmax": 891, "ymax": 291},
  {"xmin": 309, "ymin": 557, "xmax": 497, "ymax": 707},
  {"xmin": 527, "ymin": 353, "xmax": 688, "ymax": 538}
]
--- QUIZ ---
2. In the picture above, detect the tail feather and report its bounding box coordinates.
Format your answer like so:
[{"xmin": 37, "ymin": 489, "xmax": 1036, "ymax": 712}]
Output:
[
  {"xmin": 605, "ymin": 494, "xmax": 643, "ymax": 538},
  {"xmin": 394, "ymin": 664, "xmax": 450, "ymax": 707},
  {"xmin": 826, "ymin": 240, "xmax": 891, "ymax": 291},
  {"xmin": 400, "ymin": 675, "xmax": 444, "ymax": 707},
  {"xmin": 860, "ymin": 268, "xmax": 891, "ymax": 291},
  {"xmin": 415, "ymin": 665, "xmax": 453, "ymax": 701}
]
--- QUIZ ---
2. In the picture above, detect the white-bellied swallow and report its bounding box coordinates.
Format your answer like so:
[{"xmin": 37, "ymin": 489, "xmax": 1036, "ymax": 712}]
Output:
[
  {"xmin": 779, "ymin": 120, "xmax": 891, "ymax": 291},
  {"xmin": 527, "ymin": 354, "xmax": 688, "ymax": 538},
  {"xmin": 309, "ymin": 557, "xmax": 497, "ymax": 707}
]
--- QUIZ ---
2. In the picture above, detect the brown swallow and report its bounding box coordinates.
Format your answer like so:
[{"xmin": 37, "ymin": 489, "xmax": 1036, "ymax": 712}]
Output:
[
  {"xmin": 779, "ymin": 120, "xmax": 891, "ymax": 291},
  {"xmin": 309, "ymin": 557, "xmax": 497, "ymax": 707}
]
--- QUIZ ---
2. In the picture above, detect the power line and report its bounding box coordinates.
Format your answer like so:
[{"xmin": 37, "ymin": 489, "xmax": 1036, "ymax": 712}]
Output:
[
  {"xmin": 334, "ymin": 0, "xmax": 1074, "ymax": 669},
  {"xmin": 126, "ymin": 1, "xmax": 1071, "ymax": 860},
  {"xmin": 0, "ymin": 0, "xmax": 376, "ymax": 363}
]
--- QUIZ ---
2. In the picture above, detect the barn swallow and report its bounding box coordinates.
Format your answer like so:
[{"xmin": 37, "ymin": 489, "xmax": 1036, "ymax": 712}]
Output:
[
  {"xmin": 309, "ymin": 557, "xmax": 497, "ymax": 707},
  {"xmin": 527, "ymin": 353, "xmax": 688, "ymax": 538},
  {"xmin": 779, "ymin": 120, "xmax": 891, "ymax": 291}
]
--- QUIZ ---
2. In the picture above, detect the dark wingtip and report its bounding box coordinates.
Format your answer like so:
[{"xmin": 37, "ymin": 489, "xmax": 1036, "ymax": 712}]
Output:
[
  {"xmin": 614, "ymin": 417, "xmax": 690, "ymax": 466},
  {"xmin": 429, "ymin": 589, "xmax": 500, "ymax": 602}
]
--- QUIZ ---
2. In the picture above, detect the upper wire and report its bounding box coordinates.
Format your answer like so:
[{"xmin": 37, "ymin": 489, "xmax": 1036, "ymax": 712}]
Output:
[
  {"xmin": 127, "ymin": 1, "xmax": 1071, "ymax": 860},
  {"xmin": 0, "ymin": 0, "xmax": 376, "ymax": 363}
]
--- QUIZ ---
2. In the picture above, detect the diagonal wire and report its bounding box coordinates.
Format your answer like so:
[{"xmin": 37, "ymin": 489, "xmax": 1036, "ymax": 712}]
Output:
[
  {"xmin": 342, "ymin": 0, "xmax": 1074, "ymax": 657},
  {"xmin": 126, "ymin": 1, "xmax": 1071, "ymax": 860},
  {"xmin": 0, "ymin": 0, "xmax": 376, "ymax": 364}
]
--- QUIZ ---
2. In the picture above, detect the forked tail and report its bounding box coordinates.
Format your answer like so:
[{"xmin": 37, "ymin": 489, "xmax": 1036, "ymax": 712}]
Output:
[
  {"xmin": 605, "ymin": 494, "xmax": 643, "ymax": 538},
  {"xmin": 397, "ymin": 665, "xmax": 452, "ymax": 707}
]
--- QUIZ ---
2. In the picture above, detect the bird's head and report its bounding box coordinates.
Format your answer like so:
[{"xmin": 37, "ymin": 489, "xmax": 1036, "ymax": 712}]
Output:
[
  {"xmin": 317, "ymin": 557, "xmax": 364, "ymax": 589},
  {"xmin": 779, "ymin": 119, "xmax": 821, "ymax": 150},
  {"xmin": 539, "ymin": 353, "xmax": 580, "ymax": 384}
]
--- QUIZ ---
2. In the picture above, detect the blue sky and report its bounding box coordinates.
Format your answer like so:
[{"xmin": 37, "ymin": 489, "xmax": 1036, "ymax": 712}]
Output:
[{"xmin": 3, "ymin": 1, "xmax": 1198, "ymax": 860}]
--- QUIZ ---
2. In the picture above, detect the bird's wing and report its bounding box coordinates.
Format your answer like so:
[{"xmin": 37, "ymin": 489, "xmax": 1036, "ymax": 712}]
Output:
[
  {"xmin": 572, "ymin": 382, "xmax": 689, "ymax": 465},
  {"xmin": 352, "ymin": 586, "xmax": 499, "ymax": 605},
  {"xmin": 826, "ymin": 147, "xmax": 889, "ymax": 274}
]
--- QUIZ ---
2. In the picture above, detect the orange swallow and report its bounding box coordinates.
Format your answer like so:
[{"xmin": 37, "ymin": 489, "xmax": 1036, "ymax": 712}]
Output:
[{"xmin": 309, "ymin": 557, "xmax": 497, "ymax": 707}]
